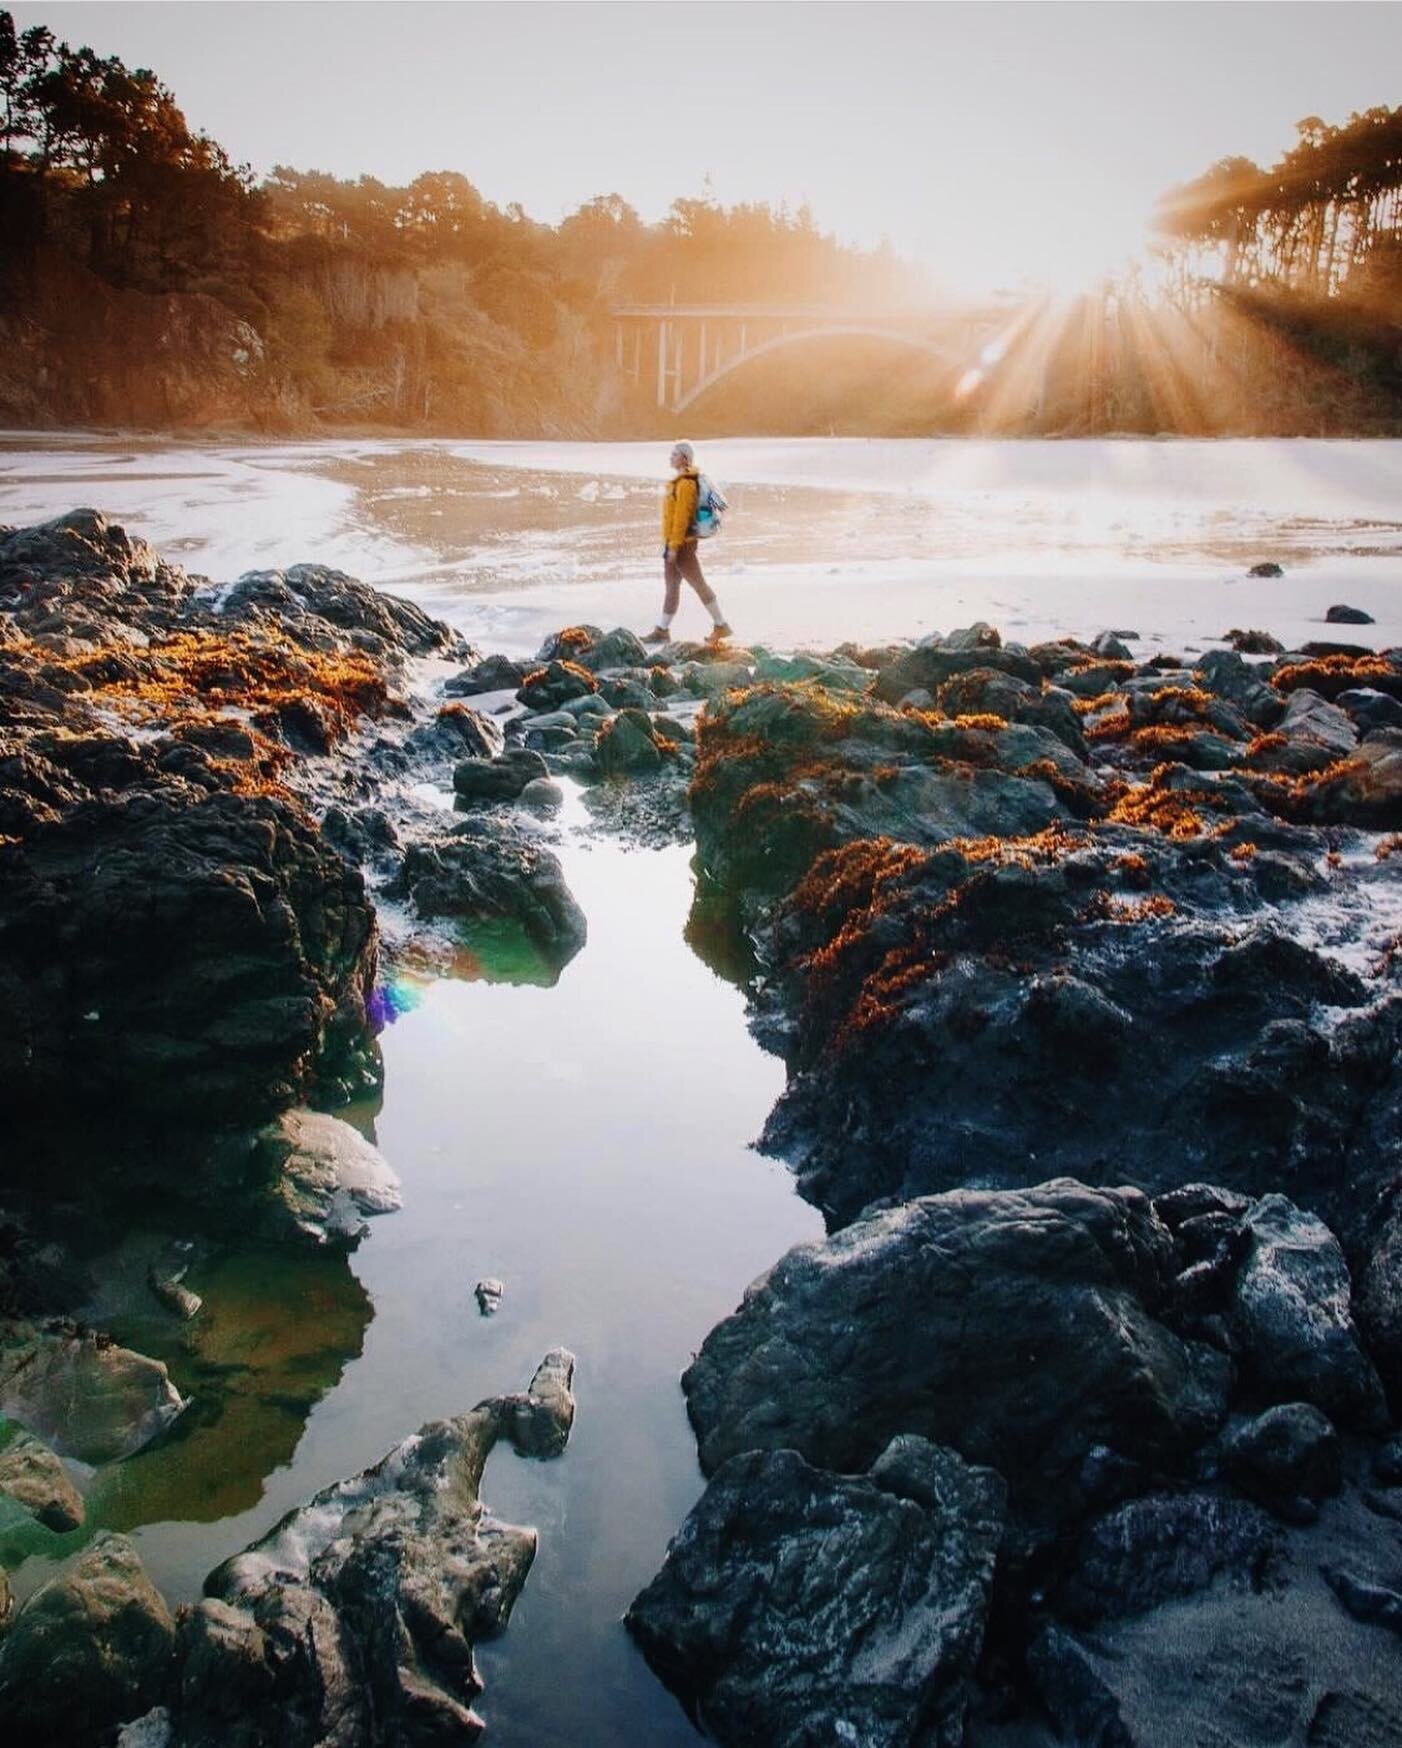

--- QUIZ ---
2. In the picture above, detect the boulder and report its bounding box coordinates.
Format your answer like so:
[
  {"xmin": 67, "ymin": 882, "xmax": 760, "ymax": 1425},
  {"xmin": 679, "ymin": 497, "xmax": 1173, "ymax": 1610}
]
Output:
[
  {"xmin": 391, "ymin": 832, "xmax": 586, "ymax": 980},
  {"xmin": 1218, "ymin": 1403, "xmax": 1341, "ymax": 1522},
  {"xmin": 594, "ymin": 708, "xmax": 666, "ymax": 777},
  {"xmin": 576, "ymin": 627, "xmax": 649, "ymax": 672},
  {"xmin": 684, "ymin": 1181, "xmax": 1230, "ymax": 1519},
  {"xmin": 1227, "ymin": 1195, "xmax": 1386, "ymax": 1429},
  {"xmin": 0, "ymin": 1324, "xmax": 185, "ymax": 1464},
  {"xmin": 255, "ymin": 1109, "xmax": 402, "ymax": 1250},
  {"xmin": 1224, "ymin": 628, "xmax": 1285, "ymax": 655},
  {"xmin": 0, "ymin": 1533, "xmax": 175, "ymax": 1746},
  {"xmin": 0, "ymin": 1427, "xmax": 84, "ymax": 1531},
  {"xmin": 515, "ymin": 660, "xmax": 597, "ymax": 711},
  {"xmin": 1248, "ymin": 562, "xmax": 1284, "ymax": 578},
  {"xmin": 1336, "ymin": 688, "xmax": 1402, "ymax": 735},
  {"xmin": 176, "ymin": 1356, "xmax": 576, "ymax": 1747},
  {"xmin": 444, "ymin": 653, "xmax": 526, "ymax": 698},
  {"xmin": 1291, "ymin": 727, "xmax": 1402, "ymax": 829},
  {"xmin": 1026, "ymin": 1625, "xmax": 1133, "ymax": 1748},
  {"xmin": 627, "ymin": 1438, "xmax": 1004, "ymax": 1748},
  {"xmin": 1055, "ymin": 1492, "xmax": 1282, "ymax": 1624},
  {"xmin": 414, "ymin": 704, "xmax": 505, "ymax": 761},
  {"xmin": 1356, "ymin": 1194, "xmax": 1402, "ymax": 1405},
  {"xmin": 453, "ymin": 746, "xmax": 549, "ymax": 804},
  {"xmin": 1325, "ymin": 605, "xmax": 1375, "ymax": 625}
]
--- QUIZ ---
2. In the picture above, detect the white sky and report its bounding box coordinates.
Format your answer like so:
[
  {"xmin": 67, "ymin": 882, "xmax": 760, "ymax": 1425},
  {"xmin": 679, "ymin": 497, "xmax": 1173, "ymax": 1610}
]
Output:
[{"xmin": 12, "ymin": 1, "xmax": 1402, "ymax": 293}]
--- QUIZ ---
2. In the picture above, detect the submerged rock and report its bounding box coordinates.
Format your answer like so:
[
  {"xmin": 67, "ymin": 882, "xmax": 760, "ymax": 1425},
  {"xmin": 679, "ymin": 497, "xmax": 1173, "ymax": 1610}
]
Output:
[
  {"xmin": 173, "ymin": 1354, "xmax": 577, "ymax": 1747},
  {"xmin": 0, "ymin": 1324, "xmax": 185, "ymax": 1464},
  {"xmin": 0, "ymin": 1532, "xmax": 175, "ymax": 1746},
  {"xmin": 0, "ymin": 1427, "xmax": 84, "ymax": 1531},
  {"xmin": 627, "ymin": 1438, "xmax": 1004, "ymax": 1748}
]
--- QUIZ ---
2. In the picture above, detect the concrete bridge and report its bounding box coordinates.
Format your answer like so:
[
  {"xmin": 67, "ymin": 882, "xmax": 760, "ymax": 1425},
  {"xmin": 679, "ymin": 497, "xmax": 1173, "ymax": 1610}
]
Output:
[{"xmin": 611, "ymin": 303, "xmax": 1004, "ymax": 413}]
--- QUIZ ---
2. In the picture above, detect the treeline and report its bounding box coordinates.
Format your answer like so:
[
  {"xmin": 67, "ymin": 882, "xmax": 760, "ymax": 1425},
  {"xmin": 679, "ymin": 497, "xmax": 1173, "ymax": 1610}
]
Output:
[
  {"xmin": 0, "ymin": 10, "xmax": 923, "ymax": 433},
  {"xmin": 0, "ymin": 6, "xmax": 1398, "ymax": 437},
  {"xmin": 1157, "ymin": 107, "xmax": 1402, "ymax": 301}
]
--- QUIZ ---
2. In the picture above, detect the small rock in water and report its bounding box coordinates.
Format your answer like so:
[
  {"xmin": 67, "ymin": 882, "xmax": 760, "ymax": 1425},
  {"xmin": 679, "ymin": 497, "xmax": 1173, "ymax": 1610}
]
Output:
[
  {"xmin": 475, "ymin": 1277, "xmax": 505, "ymax": 1316},
  {"xmin": 0, "ymin": 1428, "xmax": 85, "ymax": 1531},
  {"xmin": 1325, "ymin": 603, "xmax": 1375, "ymax": 625},
  {"xmin": 1225, "ymin": 626, "xmax": 1285, "ymax": 654},
  {"xmin": 146, "ymin": 1265, "xmax": 202, "ymax": 1322},
  {"xmin": 1248, "ymin": 561, "xmax": 1285, "ymax": 577}
]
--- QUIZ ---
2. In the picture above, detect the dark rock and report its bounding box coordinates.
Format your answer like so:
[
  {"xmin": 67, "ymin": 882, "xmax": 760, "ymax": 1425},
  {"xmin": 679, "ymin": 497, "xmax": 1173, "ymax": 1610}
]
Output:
[
  {"xmin": 1026, "ymin": 1625, "xmax": 1133, "ymax": 1748},
  {"xmin": 1356, "ymin": 1193, "xmax": 1402, "ymax": 1405},
  {"xmin": 515, "ymin": 660, "xmax": 597, "ymax": 711},
  {"xmin": 684, "ymin": 1181, "xmax": 1230, "ymax": 1520},
  {"xmin": 935, "ymin": 666, "xmax": 1088, "ymax": 757},
  {"xmin": 0, "ymin": 1532, "xmax": 175, "ymax": 1746},
  {"xmin": 475, "ymin": 1278, "xmax": 504, "ymax": 1316},
  {"xmin": 1056, "ymin": 1491, "xmax": 1282, "ymax": 1624},
  {"xmin": 178, "ymin": 1355, "xmax": 576, "ymax": 1746},
  {"xmin": 1194, "ymin": 648, "xmax": 1286, "ymax": 727},
  {"xmin": 1228, "ymin": 1195, "xmax": 1386, "ymax": 1429},
  {"xmin": 1279, "ymin": 688, "xmax": 1358, "ymax": 760},
  {"xmin": 414, "ymin": 703, "xmax": 505, "ymax": 761},
  {"xmin": 1219, "ymin": 1403, "xmax": 1341, "ymax": 1522},
  {"xmin": 1290, "ymin": 727, "xmax": 1402, "ymax": 829},
  {"xmin": 1336, "ymin": 688, "xmax": 1402, "ymax": 735},
  {"xmin": 0, "ymin": 786, "xmax": 379, "ymax": 1125},
  {"xmin": 536, "ymin": 625, "xmax": 602, "ymax": 663},
  {"xmin": 1248, "ymin": 562, "xmax": 1284, "ymax": 578},
  {"xmin": 1325, "ymin": 605, "xmax": 1375, "ymax": 625},
  {"xmin": 594, "ymin": 708, "xmax": 667, "ymax": 777},
  {"xmin": 872, "ymin": 633, "xmax": 1040, "ymax": 703},
  {"xmin": 319, "ymin": 803, "xmax": 399, "ymax": 870},
  {"xmin": 391, "ymin": 832, "xmax": 586, "ymax": 979},
  {"xmin": 626, "ymin": 1438, "xmax": 1004, "ymax": 1748},
  {"xmin": 1225, "ymin": 628, "xmax": 1285, "ymax": 655},
  {"xmin": 1092, "ymin": 631, "xmax": 1134, "ymax": 661},
  {"xmin": 0, "ymin": 1427, "xmax": 84, "ymax": 1531},
  {"xmin": 1374, "ymin": 1434, "xmax": 1402, "ymax": 1485},
  {"xmin": 576, "ymin": 626, "xmax": 649, "ymax": 672},
  {"xmin": 445, "ymin": 653, "xmax": 526, "ymax": 698},
  {"xmin": 1323, "ymin": 1566, "xmax": 1402, "ymax": 1637},
  {"xmin": 452, "ymin": 746, "xmax": 549, "ymax": 804}
]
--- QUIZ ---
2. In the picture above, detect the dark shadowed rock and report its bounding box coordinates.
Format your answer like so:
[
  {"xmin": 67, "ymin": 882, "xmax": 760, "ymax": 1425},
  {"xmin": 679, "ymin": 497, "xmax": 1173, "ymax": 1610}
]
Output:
[
  {"xmin": 684, "ymin": 1181, "xmax": 1230, "ymax": 1519},
  {"xmin": 453, "ymin": 745, "xmax": 550, "ymax": 804},
  {"xmin": 594, "ymin": 707, "xmax": 667, "ymax": 777},
  {"xmin": 1325, "ymin": 605, "xmax": 1375, "ymax": 625},
  {"xmin": 627, "ymin": 1437, "xmax": 1004, "ymax": 1748},
  {"xmin": 254, "ymin": 1109, "xmax": 402, "ymax": 1250},
  {"xmin": 0, "ymin": 1532, "xmax": 175, "ymax": 1746},
  {"xmin": 1219, "ymin": 1403, "xmax": 1341, "ymax": 1522},
  {"xmin": 1026, "ymin": 1625, "xmax": 1134, "ymax": 1748},
  {"xmin": 1248, "ymin": 562, "xmax": 1284, "ymax": 578},
  {"xmin": 445, "ymin": 653, "xmax": 526, "ymax": 697},
  {"xmin": 1224, "ymin": 627, "xmax": 1285, "ymax": 655},
  {"xmin": 391, "ymin": 830, "xmax": 586, "ymax": 979},
  {"xmin": 515, "ymin": 659, "xmax": 597, "ymax": 710},
  {"xmin": 1055, "ymin": 1492, "xmax": 1282, "ymax": 1624},
  {"xmin": 1337, "ymin": 687, "xmax": 1402, "ymax": 734},
  {"xmin": 0, "ymin": 787, "xmax": 379, "ymax": 1125}
]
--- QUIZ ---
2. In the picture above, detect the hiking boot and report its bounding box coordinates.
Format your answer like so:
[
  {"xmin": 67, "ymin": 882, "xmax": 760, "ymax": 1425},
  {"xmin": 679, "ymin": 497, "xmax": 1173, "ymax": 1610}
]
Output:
[
  {"xmin": 642, "ymin": 626, "xmax": 670, "ymax": 645},
  {"xmin": 705, "ymin": 624, "xmax": 734, "ymax": 646}
]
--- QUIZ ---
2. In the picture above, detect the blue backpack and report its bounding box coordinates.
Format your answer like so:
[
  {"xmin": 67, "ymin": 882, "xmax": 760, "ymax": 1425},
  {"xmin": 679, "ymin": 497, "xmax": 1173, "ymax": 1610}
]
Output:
[{"xmin": 692, "ymin": 473, "xmax": 729, "ymax": 540}]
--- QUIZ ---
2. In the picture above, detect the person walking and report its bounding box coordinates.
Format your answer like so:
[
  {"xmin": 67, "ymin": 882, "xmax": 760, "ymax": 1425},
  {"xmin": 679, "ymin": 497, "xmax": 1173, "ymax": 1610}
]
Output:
[{"xmin": 642, "ymin": 441, "xmax": 733, "ymax": 646}]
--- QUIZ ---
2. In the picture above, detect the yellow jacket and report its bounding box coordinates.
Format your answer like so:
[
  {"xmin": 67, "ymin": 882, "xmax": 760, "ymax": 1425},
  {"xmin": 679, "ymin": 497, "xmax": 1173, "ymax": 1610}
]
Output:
[{"xmin": 661, "ymin": 468, "xmax": 700, "ymax": 549}]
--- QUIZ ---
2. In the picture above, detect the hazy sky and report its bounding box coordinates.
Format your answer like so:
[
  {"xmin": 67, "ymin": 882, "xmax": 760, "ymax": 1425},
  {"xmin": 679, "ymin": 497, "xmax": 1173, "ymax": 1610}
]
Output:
[{"xmin": 12, "ymin": 2, "xmax": 1402, "ymax": 292}]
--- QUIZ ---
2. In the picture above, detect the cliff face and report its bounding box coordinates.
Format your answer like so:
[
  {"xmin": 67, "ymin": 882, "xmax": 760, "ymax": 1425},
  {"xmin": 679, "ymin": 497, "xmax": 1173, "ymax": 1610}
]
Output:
[{"xmin": 0, "ymin": 256, "xmax": 266, "ymax": 430}]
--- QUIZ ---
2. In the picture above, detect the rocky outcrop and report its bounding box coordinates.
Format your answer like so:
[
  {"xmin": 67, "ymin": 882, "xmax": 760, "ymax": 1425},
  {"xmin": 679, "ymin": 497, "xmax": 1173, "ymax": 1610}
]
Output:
[
  {"xmin": 682, "ymin": 1181, "xmax": 1230, "ymax": 1519},
  {"xmin": 627, "ymin": 1438, "xmax": 1004, "ymax": 1748},
  {"xmin": 166, "ymin": 1352, "xmax": 576, "ymax": 1747},
  {"xmin": 0, "ymin": 1533, "xmax": 175, "ymax": 1747}
]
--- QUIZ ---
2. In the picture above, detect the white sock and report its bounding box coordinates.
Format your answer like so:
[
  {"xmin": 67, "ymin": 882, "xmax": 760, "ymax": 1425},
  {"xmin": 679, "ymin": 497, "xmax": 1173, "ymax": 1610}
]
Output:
[
  {"xmin": 658, "ymin": 609, "xmax": 675, "ymax": 629},
  {"xmin": 705, "ymin": 598, "xmax": 727, "ymax": 626}
]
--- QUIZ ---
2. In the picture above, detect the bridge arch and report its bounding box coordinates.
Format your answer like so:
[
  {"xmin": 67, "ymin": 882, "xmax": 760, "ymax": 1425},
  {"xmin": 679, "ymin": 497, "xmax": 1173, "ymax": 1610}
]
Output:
[{"xmin": 673, "ymin": 324, "xmax": 964, "ymax": 413}]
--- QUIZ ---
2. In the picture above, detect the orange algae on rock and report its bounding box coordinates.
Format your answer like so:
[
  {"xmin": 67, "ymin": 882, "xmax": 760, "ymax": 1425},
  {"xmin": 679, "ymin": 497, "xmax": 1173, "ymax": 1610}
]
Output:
[
  {"xmin": 1272, "ymin": 653, "xmax": 1397, "ymax": 700},
  {"xmin": 34, "ymin": 627, "xmax": 390, "ymax": 745}
]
